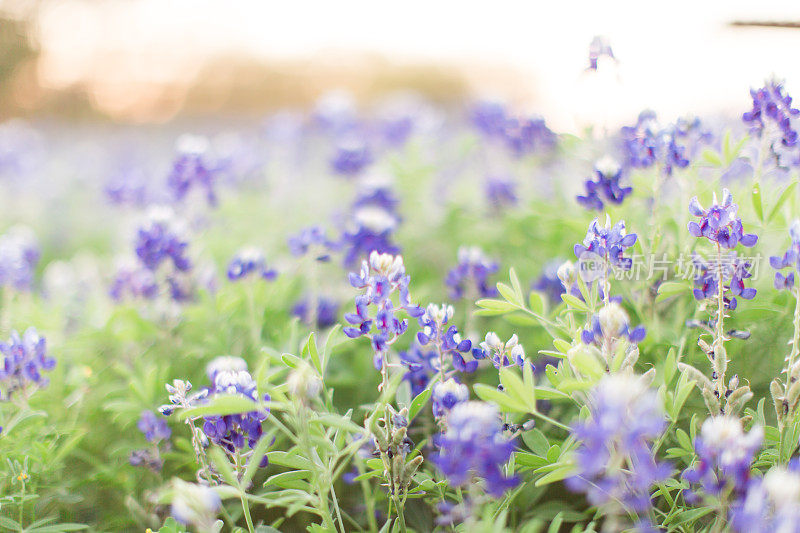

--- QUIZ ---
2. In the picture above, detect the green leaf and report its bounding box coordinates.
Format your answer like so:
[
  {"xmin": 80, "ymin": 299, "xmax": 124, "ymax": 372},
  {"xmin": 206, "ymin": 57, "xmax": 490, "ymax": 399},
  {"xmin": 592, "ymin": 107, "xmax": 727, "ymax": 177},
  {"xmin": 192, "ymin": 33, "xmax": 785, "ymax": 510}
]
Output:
[
  {"xmin": 522, "ymin": 428, "xmax": 549, "ymax": 456},
  {"xmin": 701, "ymin": 148, "xmax": 722, "ymax": 167},
  {"xmin": 528, "ymin": 291, "xmax": 545, "ymax": 314},
  {"xmin": 560, "ymin": 294, "xmax": 588, "ymax": 311},
  {"xmin": 768, "ymin": 180, "xmax": 798, "ymax": 222},
  {"xmin": 408, "ymin": 387, "xmax": 432, "ymax": 421},
  {"xmin": 473, "ymin": 383, "xmax": 528, "ymax": 413},
  {"xmin": 497, "ymin": 282, "xmax": 521, "ymax": 306},
  {"xmin": 655, "ymin": 281, "xmax": 688, "ymax": 303},
  {"xmin": 178, "ymin": 394, "xmax": 264, "ymax": 420},
  {"xmin": 535, "ymin": 464, "xmax": 574, "ymax": 486},
  {"xmin": 281, "ymin": 352, "xmax": 302, "ymax": 369},
  {"xmin": 500, "ymin": 367, "xmax": 535, "ymax": 411},
  {"xmin": 753, "ymin": 182, "xmax": 764, "ymax": 221},
  {"xmin": 475, "ymin": 298, "xmax": 518, "ymax": 316},
  {"xmin": 303, "ymin": 332, "xmax": 321, "ymax": 374}
]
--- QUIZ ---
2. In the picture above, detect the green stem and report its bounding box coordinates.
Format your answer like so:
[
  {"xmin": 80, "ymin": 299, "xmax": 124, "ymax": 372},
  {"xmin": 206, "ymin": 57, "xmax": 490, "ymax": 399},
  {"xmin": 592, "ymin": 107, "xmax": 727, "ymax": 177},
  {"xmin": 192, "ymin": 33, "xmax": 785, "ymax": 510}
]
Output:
[{"xmin": 240, "ymin": 491, "xmax": 256, "ymax": 533}]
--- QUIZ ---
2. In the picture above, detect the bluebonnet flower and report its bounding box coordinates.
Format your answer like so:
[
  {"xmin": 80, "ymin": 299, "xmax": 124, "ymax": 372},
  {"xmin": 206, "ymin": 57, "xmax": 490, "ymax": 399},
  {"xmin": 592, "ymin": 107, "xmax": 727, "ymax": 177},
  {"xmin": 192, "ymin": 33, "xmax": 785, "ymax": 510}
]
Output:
[
  {"xmin": 621, "ymin": 111, "xmax": 709, "ymax": 175},
  {"xmin": 166, "ymin": 135, "xmax": 219, "ymax": 206},
  {"xmin": 576, "ymin": 157, "xmax": 632, "ymax": 211},
  {"xmin": 170, "ymin": 479, "xmax": 221, "ymax": 530},
  {"xmin": 743, "ymin": 79, "xmax": 800, "ymax": 149},
  {"xmin": 226, "ymin": 247, "xmax": 277, "ymax": 281},
  {"xmin": 432, "ymin": 378, "xmax": 468, "ymax": 419},
  {"xmin": 416, "ymin": 303, "xmax": 476, "ymax": 374},
  {"xmin": 206, "ymin": 356, "xmax": 248, "ymax": 381},
  {"xmin": 0, "ymin": 328, "xmax": 56, "ymax": 399},
  {"xmin": 341, "ymin": 182, "xmax": 402, "ymax": 267},
  {"xmin": 470, "ymin": 100, "xmax": 508, "ymax": 138},
  {"xmin": 501, "ymin": 115, "xmax": 557, "ymax": 157},
  {"xmin": 688, "ymin": 189, "xmax": 758, "ymax": 249},
  {"xmin": 533, "ymin": 259, "xmax": 567, "ymax": 304},
  {"xmin": 587, "ymin": 36, "xmax": 615, "ymax": 71},
  {"xmin": 137, "ymin": 410, "xmax": 171, "ymax": 443},
  {"xmin": 312, "ymin": 90, "xmax": 358, "ymax": 135},
  {"xmin": 682, "ymin": 416, "xmax": 762, "ymax": 499},
  {"xmin": 292, "ymin": 297, "xmax": 340, "ymax": 329},
  {"xmin": 330, "ymin": 138, "xmax": 372, "ymax": 177},
  {"xmin": 287, "ymin": 226, "xmax": 336, "ymax": 261},
  {"xmin": 566, "ymin": 375, "xmax": 669, "ymax": 520},
  {"xmin": 433, "ymin": 401, "xmax": 518, "ymax": 497},
  {"xmin": 770, "ymin": 220, "xmax": 800, "ymax": 290},
  {"xmin": 134, "ymin": 207, "xmax": 192, "ymax": 272},
  {"xmin": 344, "ymin": 252, "xmax": 423, "ymax": 368},
  {"xmin": 484, "ymin": 176, "xmax": 518, "ymax": 209},
  {"xmin": 399, "ymin": 343, "xmax": 438, "ymax": 397},
  {"xmin": 574, "ymin": 216, "xmax": 637, "ymax": 273},
  {"xmin": 691, "ymin": 252, "xmax": 756, "ymax": 310},
  {"xmin": 581, "ymin": 303, "xmax": 646, "ymax": 346},
  {"xmin": 446, "ymin": 246, "xmax": 499, "ymax": 300},
  {"xmin": 472, "ymin": 332, "xmax": 533, "ymax": 371},
  {"xmin": 104, "ymin": 162, "xmax": 149, "ymax": 207},
  {"xmin": 731, "ymin": 459, "xmax": 800, "ymax": 533},
  {"xmin": 0, "ymin": 226, "xmax": 40, "ymax": 291},
  {"xmin": 201, "ymin": 358, "xmax": 270, "ymax": 463}
]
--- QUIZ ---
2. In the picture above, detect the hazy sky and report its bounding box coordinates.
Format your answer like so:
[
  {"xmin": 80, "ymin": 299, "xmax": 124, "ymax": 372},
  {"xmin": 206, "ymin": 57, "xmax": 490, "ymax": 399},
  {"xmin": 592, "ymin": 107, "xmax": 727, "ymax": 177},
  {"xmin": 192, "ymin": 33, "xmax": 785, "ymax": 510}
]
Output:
[{"xmin": 34, "ymin": 0, "xmax": 800, "ymax": 129}]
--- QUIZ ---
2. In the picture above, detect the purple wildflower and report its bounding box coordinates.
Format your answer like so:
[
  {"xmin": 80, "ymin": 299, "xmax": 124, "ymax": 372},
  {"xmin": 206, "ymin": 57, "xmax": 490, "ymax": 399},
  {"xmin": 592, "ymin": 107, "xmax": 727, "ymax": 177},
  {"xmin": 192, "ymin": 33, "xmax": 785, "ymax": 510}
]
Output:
[
  {"xmin": 134, "ymin": 207, "xmax": 192, "ymax": 272},
  {"xmin": 471, "ymin": 332, "xmax": 532, "ymax": 371},
  {"xmin": 292, "ymin": 297, "xmax": 340, "ymax": 329},
  {"xmin": 576, "ymin": 157, "xmax": 632, "ymax": 211},
  {"xmin": 416, "ymin": 303, "xmax": 476, "ymax": 374},
  {"xmin": 226, "ymin": 247, "xmax": 277, "ymax": 281},
  {"xmin": 743, "ymin": 80, "xmax": 800, "ymax": 150},
  {"xmin": 137, "ymin": 410, "xmax": 171, "ymax": 443},
  {"xmin": 688, "ymin": 189, "xmax": 758, "ymax": 249},
  {"xmin": 433, "ymin": 401, "xmax": 518, "ymax": 497},
  {"xmin": 446, "ymin": 246, "xmax": 499, "ymax": 300},
  {"xmin": 431, "ymin": 378, "xmax": 469, "ymax": 419},
  {"xmin": 567, "ymin": 375, "xmax": 669, "ymax": 519},
  {"xmin": 682, "ymin": 416, "xmax": 762, "ymax": 499},
  {"xmin": 770, "ymin": 220, "xmax": 800, "ymax": 291},
  {"xmin": 167, "ymin": 135, "xmax": 219, "ymax": 206},
  {"xmin": 0, "ymin": 226, "xmax": 40, "ymax": 291},
  {"xmin": 0, "ymin": 328, "xmax": 55, "ymax": 399},
  {"xmin": 344, "ymin": 252, "xmax": 423, "ymax": 369},
  {"xmin": 399, "ymin": 343, "xmax": 438, "ymax": 397}
]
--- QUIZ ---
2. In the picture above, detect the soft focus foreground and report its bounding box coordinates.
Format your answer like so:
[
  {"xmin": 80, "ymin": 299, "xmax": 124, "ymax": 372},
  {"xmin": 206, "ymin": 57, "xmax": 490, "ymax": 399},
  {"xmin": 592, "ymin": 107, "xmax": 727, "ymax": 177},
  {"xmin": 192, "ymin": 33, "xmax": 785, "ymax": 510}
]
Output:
[{"xmin": 5, "ymin": 18, "xmax": 800, "ymax": 533}]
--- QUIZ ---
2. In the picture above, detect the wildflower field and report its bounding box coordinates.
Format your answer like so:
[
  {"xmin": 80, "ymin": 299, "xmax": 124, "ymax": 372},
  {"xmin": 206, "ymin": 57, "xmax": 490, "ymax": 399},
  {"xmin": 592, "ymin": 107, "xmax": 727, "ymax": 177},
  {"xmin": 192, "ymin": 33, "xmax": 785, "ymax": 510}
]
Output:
[{"xmin": 5, "ymin": 60, "xmax": 800, "ymax": 532}]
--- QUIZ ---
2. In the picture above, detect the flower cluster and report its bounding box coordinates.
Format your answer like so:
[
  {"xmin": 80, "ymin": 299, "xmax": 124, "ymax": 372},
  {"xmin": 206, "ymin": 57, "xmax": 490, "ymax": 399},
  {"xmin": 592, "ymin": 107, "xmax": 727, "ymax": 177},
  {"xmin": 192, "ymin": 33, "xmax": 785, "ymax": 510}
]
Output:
[
  {"xmin": 399, "ymin": 343, "xmax": 438, "ymax": 396},
  {"xmin": 130, "ymin": 410, "xmax": 171, "ymax": 470},
  {"xmin": 109, "ymin": 260, "xmax": 159, "ymax": 301},
  {"xmin": 682, "ymin": 416, "xmax": 762, "ymax": 499},
  {"xmin": 567, "ymin": 375, "xmax": 669, "ymax": 521},
  {"xmin": 201, "ymin": 357, "xmax": 271, "ymax": 462},
  {"xmin": 341, "ymin": 182, "xmax": 401, "ymax": 267},
  {"xmin": 743, "ymin": 80, "xmax": 799, "ymax": 150},
  {"xmin": 433, "ymin": 401, "xmax": 518, "ymax": 497},
  {"xmin": 0, "ymin": 226, "xmax": 40, "ymax": 291},
  {"xmin": 688, "ymin": 189, "xmax": 758, "ymax": 249},
  {"xmin": 226, "ymin": 247, "xmax": 277, "ymax": 282},
  {"xmin": 287, "ymin": 226, "xmax": 336, "ymax": 261},
  {"xmin": 134, "ymin": 207, "xmax": 192, "ymax": 272},
  {"xmin": 166, "ymin": 135, "xmax": 219, "ymax": 206},
  {"xmin": 330, "ymin": 138, "xmax": 372, "ymax": 177},
  {"xmin": 574, "ymin": 217, "xmax": 637, "ymax": 273},
  {"xmin": 731, "ymin": 459, "xmax": 800, "ymax": 533},
  {"xmin": 344, "ymin": 252, "xmax": 423, "ymax": 368},
  {"xmin": 431, "ymin": 378, "xmax": 469, "ymax": 419},
  {"xmin": 291, "ymin": 297, "xmax": 340, "ymax": 329},
  {"xmin": 533, "ymin": 259, "xmax": 567, "ymax": 304},
  {"xmin": 770, "ymin": 220, "xmax": 800, "ymax": 290},
  {"xmin": 445, "ymin": 246, "xmax": 499, "ymax": 300},
  {"xmin": 472, "ymin": 332, "xmax": 532, "ymax": 371},
  {"xmin": 620, "ymin": 111, "xmax": 709, "ymax": 175},
  {"xmin": 581, "ymin": 302, "xmax": 646, "ymax": 346},
  {"xmin": 576, "ymin": 157, "xmax": 632, "ymax": 211},
  {"xmin": 0, "ymin": 328, "xmax": 55, "ymax": 400},
  {"xmin": 484, "ymin": 176, "xmax": 518, "ymax": 209},
  {"xmin": 416, "ymin": 303, "xmax": 476, "ymax": 374},
  {"xmin": 469, "ymin": 101, "xmax": 556, "ymax": 156},
  {"xmin": 691, "ymin": 252, "xmax": 756, "ymax": 310}
]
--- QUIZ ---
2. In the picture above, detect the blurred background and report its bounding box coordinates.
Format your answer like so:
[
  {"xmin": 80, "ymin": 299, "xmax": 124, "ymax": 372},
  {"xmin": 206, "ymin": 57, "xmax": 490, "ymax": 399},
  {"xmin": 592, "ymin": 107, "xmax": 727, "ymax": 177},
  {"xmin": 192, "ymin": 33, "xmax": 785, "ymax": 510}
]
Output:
[{"xmin": 3, "ymin": 0, "xmax": 800, "ymax": 130}]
